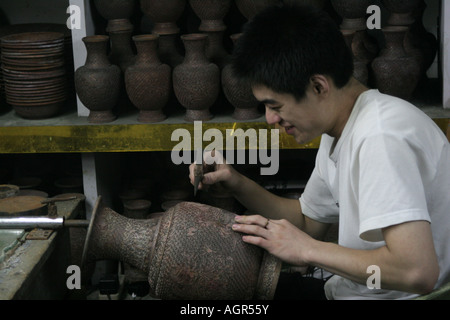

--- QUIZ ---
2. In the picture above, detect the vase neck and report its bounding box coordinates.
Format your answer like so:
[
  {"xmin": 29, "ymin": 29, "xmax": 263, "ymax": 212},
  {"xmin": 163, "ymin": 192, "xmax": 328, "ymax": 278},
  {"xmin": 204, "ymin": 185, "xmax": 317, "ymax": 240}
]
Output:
[
  {"xmin": 182, "ymin": 35, "xmax": 209, "ymax": 64},
  {"xmin": 87, "ymin": 207, "xmax": 160, "ymax": 274},
  {"xmin": 134, "ymin": 36, "xmax": 161, "ymax": 65},
  {"xmin": 84, "ymin": 37, "xmax": 111, "ymax": 67},
  {"xmin": 382, "ymin": 28, "xmax": 408, "ymax": 56}
]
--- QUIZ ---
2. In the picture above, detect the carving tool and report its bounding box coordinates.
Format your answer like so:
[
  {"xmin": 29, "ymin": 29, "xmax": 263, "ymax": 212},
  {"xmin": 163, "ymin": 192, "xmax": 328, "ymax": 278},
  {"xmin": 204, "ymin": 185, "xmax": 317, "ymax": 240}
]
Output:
[{"xmin": 193, "ymin": 163, "xmax": 203, "ymax": 196}]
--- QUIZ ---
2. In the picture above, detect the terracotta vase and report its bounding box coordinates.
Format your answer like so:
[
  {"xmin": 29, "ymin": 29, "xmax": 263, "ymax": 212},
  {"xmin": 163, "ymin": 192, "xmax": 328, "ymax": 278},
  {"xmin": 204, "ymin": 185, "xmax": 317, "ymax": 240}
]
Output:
[
  {"xmin": 331, "ymin": 0, "xmax": 371, "ymax": 30},
  {"xmin": 371, "ymin": 26, "xmax": 421, "ymax": 100},
  {"xmin": 382, "ymin": 0, "xmax": 420, "ymax": 26},
  {"xmin": 140, "ymin": 0, "xmax": 186, "ymax": 35},
  {"xmin": 173, "ymin": 34, "xmax": 220, "ymax": 121},
  {"xmin": 205, "ymin": 30, "xmax": 230, "ymax": 69},
  {"xmin": 341, "ymin": 29, "xmax": 368, "ymax": 85},
  {"xmin": 189, "ymin": 0, "xmax": 232, "ymax": 32},
  {"xmin": 108, "ymin": 25, "xmax": 136, "ymax": 73},
  {"xmin": 236, "ymin": 0, "xmax": 282, "ymax": 20},
  {"xmin": 82, "ymin": 197, "xmax": 281, "ymax": 300},
  {"xmin": 75, "ymin": 35, "xmax": 121, "ymax": 123},
  {"xmin": 352, "ymin": 30, "xmax": 378, "ymax": 65},
  {"xmin": 222, "ymin": 33, "xmax": 261, "ymax": 120},
  {"xmin": 157, "ymin": 33, "xmax": 184, "ymax": 68},
  {"xmin": 125, "ymin": 34, "xmax": 171, "ymax": 123}
]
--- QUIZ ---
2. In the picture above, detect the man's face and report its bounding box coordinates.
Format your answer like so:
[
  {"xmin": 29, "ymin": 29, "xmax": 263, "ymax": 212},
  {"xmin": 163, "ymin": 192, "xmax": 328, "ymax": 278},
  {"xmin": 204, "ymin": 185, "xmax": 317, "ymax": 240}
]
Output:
[{"xmin": 252, "ymin": 84, "xmax": 332, "ymax": 145}]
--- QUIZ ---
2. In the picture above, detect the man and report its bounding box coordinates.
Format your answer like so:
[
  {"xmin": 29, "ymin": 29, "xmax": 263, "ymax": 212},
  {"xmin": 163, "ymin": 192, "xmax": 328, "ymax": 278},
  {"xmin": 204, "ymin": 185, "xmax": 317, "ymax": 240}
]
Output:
[{"xmin": 189, "ymin": 4, "xmax": 450, "ymax": 300}]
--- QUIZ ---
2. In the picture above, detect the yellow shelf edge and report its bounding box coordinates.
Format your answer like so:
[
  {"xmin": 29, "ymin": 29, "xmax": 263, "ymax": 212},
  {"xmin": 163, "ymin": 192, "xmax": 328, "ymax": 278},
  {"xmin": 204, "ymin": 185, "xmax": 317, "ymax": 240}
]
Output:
[{"xmin": 0, "ymin": 118, "xmax": 447, "ymax": 154}]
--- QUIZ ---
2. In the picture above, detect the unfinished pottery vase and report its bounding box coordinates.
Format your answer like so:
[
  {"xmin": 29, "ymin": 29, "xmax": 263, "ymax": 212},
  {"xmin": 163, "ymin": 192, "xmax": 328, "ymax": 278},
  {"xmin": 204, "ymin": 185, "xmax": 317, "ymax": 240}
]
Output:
[
  {"xmin": 371, "ymin": 26, "xmax": 421, "ymax": 100},
  {"xmin": 82, "ymin": 197, "xmax": 281, "ymax": 300},
  {"xmin": 222, "ymin": 33, "xmax": 261, "ymax": 120},
  {"xmin": 173, "ymin": 34, "xmax": 220, "ymax": 121},
  {"xmin": 75, "ymin": 35, "xmax": 121, "ymax": 123},
  {"xmin": 125, "ymin": 34, "xmax": 171, "ymax": 122}
]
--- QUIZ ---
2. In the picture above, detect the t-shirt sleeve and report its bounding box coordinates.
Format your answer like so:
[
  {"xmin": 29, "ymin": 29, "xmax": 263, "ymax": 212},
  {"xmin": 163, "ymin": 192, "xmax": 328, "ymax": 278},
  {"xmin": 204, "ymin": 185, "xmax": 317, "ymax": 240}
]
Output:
[
  {"xmin": 357, "ymin": 133, "xmax": 432, "ymax": 242},
  {"xmin": 300, "ymin": 164, "xmax": 340, "ymax": 224}
]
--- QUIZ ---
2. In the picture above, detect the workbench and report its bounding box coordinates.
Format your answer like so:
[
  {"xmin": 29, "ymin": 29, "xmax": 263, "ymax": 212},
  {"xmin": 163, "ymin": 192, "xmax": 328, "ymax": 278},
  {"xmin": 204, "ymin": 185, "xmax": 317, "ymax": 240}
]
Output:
[{"xmin": 0, "ymin": 197, "xmax": 84, "ymax": 299}]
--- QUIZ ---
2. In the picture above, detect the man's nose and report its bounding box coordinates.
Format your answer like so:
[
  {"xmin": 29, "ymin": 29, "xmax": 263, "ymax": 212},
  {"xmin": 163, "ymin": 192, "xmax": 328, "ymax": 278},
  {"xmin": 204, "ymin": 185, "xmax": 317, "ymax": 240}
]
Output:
[{"xmin": 265, "ymin": 107, "xmax": 281, "ymax": 125}]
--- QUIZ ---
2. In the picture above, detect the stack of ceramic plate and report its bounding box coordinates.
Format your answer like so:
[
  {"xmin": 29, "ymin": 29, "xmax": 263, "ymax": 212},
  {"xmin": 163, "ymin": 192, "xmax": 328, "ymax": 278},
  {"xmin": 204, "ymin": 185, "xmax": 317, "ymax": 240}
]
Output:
[{"xmin": 0, "ymin": 31, "xmax": 67, "ymax": 119}]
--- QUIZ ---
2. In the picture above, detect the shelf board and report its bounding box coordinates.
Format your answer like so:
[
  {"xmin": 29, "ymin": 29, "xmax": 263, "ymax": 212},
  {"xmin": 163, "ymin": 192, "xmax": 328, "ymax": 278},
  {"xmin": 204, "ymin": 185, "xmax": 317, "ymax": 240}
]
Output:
[{"xmin": 0, "ymin": 102, "xmax": 448, "ymax": 154}]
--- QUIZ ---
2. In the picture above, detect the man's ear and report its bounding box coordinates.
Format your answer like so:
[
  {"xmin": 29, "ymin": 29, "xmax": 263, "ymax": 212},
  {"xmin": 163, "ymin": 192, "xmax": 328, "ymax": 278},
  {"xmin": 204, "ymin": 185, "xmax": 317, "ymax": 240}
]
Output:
[{"xmin": 310, "ymin": 75, "xmax": 330, "ymax": 96}]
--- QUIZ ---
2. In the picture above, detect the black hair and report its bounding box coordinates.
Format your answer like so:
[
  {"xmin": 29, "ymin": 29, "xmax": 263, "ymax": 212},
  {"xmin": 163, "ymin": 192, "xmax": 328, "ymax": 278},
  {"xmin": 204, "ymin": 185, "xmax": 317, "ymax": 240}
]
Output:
[{"xmin": 231, "ymin": 4, "xmax": 354, "ymax": 101}]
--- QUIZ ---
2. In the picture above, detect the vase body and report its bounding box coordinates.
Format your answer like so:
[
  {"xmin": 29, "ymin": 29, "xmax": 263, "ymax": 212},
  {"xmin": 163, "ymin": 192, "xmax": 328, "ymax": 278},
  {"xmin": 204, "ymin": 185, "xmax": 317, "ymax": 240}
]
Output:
[
  {"xmin": 173, "ymin": 34, "xmax": 220, "ymax": 121},
  {"xmin": 125, "ymin": 34, "xmax": 171, "ymax": 122},
  {"xmin": 371, "ymin": 26, "xmax": 421, "ymax": 100},
  {"xmin": 75, "ymin": 35, "xmax": 121, "ymax": 123},
  {"xmin": 140, "ymin": 0, "xmax": 186, "ymax": 35},
  {"xmin": 331, "ymin": 0, "xmax": 371, "ymax": 30},
  {"xmin": 222, "ymin": 33, "xmax": 260, "ymax": 120},
  {"xmin": 189, "ymin": 0, "xmax": 231, "ymax": 32},
  {"xmin": 83, "ymin": 198, "xmax": 281, "ymax": 300}
]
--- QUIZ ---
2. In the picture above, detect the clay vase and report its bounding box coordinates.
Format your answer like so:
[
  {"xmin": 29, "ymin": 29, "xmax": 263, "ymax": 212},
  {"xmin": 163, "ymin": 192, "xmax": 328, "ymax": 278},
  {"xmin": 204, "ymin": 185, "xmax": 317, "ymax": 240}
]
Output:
[
  {"xmin": 189, "ymin": 0, "xmax": 232, "ymax": 32},
  {"xmin": 108, "ymin": 25, "xmax": 136, "ymax": 73},
  {"xmin": 341, "ymin": 29, "xmax": 368, "ymax": 85},
  {"xmin": 331, "ymin": 0, "xmax": 371, "ymax": 31},
  {"xmin": 222, "ymin": 33, "xmax": 261, "ymax": 120},
  {"xmin": 82, "ymin": 197, "xmax": 281, "ymax": 299},
  {"xmin": 140, "ymin": 0, "xmax": 186, "ymax": 35},
  {"xmin": 157, "ymin": 33, "xmax": 184, "ymax": 68},
  {"xmin": 125, "ymin": 34, "xmax": 171, "ymax": 123},
  {"xmin": 236, "ymin": 0, "xmax": 282, "ymax": 20},
  {"xmin": 74, "ymin": 35, "xmax": 121, "ymax": 123},
  {"xmin": 382, "ymin": 0, "xmax": 420, "ymax": 26},
  {"xmin": 173, "ymin": 34, "xmax": 220, "ymax": 121},
  {"xmin": 205, "ymin": 30, "xmax": 230, "ymax": 69},
  {"xmin": 371, "ymin": 26, "xmax": 421, "ymax": 100}
]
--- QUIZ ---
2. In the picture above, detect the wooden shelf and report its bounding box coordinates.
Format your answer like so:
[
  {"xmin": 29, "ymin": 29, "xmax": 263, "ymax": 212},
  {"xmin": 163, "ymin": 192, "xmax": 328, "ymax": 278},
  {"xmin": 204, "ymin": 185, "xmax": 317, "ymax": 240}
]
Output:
[{"xmin": 0, "ymin": 101, "xmax": 448, "ymax": 154}]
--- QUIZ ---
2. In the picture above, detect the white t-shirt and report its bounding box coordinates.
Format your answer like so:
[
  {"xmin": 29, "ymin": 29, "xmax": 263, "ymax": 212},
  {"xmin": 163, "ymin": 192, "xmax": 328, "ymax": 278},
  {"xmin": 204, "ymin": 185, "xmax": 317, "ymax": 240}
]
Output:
[{"xmin": 300, "ymin": 89, "xmax": 450, "ymax": 300}]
